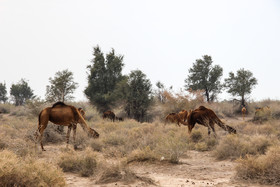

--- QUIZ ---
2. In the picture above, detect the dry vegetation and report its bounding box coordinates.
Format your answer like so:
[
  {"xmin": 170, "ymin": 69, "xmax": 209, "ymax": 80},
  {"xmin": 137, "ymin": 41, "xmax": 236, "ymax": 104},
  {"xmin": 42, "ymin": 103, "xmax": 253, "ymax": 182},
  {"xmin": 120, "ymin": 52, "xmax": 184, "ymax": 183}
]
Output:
[{"xmin": 1, "ymin": 99, "xmax": 280, "ymax": 186}]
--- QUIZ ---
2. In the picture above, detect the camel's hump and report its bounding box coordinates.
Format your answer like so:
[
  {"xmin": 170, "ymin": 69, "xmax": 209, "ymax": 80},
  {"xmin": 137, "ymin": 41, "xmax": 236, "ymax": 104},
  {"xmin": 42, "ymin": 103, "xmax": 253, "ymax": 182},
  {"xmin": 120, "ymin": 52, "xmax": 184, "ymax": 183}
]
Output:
[{"xmin": 52, "ymin": 102, "xmax": 67, "ymax": 108}]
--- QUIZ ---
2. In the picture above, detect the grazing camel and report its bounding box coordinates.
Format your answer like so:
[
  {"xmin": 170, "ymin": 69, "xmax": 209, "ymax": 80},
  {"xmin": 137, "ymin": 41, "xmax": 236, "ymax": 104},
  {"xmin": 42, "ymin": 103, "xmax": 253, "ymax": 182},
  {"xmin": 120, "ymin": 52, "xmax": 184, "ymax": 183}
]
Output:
[
  {"xmin": 102, "ymin": 110, "xmax": 116, "ymax": 122},
  {"xmin": 37, "ymin": 102, "xmax": 99, "ymax": 151},
  {"xmin": 187, "ymin": 106, "xmax": 236, "ymax": 136},
  {"xmin": 241, "ymin": 106, "xmax": 246, "ymax": 120},
  {"xmin": 165, "ymin": 113, "xmax": 188, "ymax": 127},
  {"xmin": 178, "ymin": 110, "xmax": 188, "ymax": 122}
]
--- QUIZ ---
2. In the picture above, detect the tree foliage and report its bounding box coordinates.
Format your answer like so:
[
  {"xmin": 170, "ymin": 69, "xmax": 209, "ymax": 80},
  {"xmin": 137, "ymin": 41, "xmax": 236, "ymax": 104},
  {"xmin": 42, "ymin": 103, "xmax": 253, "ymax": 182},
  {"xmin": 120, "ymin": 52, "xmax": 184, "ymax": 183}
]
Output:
[
  {"xmin": 0, "ymin": 82, "xmax": 8, "ymax": 103},
  {"xmin": 45, "ymin": 69, "xmax": 78, "ymax": 102},
  {"xmin": 84, "ymin": 46, "xmax": 124, "ymax": 112},
  {"xmin": 185, "ymin": 55, "xmax": 223, "ymax": 102},
  {"xmin": 224, "ymin": 68, "xmax": 257, "ymax": 106},
  {"xmin": 124, "ymin": 70, "xmax": 153, "ymax": 122},
  {"xmin": 10, "ymin": 79, "xmax": 34, "ymax": 106}
]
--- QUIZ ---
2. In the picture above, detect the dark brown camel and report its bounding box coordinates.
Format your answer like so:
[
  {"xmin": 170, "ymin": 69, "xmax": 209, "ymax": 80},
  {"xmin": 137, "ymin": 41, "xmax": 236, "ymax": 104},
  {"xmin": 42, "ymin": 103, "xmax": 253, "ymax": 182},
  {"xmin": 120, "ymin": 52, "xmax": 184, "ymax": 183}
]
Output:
[
  {"xmin": 102, "ymin": 110, "xmax": 116, "ymax": 122},
  {"xmin": 37, "ymin": 102, "xmax": 99, "ymax": 151},
  {"xmin": 165, "ymin": 112, "xmax": 188, "ymax": 127},
  {"xmin": 187, "ymin": 106, "xmax": 236, "ymax": 136}
]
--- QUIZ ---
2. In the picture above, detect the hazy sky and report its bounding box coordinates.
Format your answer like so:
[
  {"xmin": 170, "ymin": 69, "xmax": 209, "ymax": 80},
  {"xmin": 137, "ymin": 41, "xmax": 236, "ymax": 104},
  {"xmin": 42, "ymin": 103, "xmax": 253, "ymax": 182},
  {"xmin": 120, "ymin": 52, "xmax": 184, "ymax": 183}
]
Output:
[{"xmin": 0, "ymin": 0, "xmax": 279, "ymax": 102}]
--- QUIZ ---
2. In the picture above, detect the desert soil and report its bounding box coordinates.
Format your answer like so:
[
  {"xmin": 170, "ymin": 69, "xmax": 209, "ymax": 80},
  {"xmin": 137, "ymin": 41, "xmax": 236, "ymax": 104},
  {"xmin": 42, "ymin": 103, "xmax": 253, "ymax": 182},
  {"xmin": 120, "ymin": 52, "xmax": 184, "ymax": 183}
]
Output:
[{"xmin": 38, "ymin": 144, "xmax": 276, "ymax": 187}]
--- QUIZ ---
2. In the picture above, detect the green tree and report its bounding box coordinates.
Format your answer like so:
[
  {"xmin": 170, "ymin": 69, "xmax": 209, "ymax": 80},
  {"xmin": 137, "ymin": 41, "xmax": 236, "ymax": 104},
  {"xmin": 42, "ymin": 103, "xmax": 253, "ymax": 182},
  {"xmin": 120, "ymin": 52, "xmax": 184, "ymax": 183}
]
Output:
[
  {"xmin": 45, "ymin": 69, "xmax": 78, "ymax": 102},
  {"xmin": 84, "ymin": 46, "xmax": 124, "ymax": 112},
  {"xmin": 185, "ymin": 55, "xmax": 223, "ymax": 102},
  {"xmin": 224, "ymin": 68, "xmax": 257, "ymax": 106},
  {"xmin": 124, "ymin": 70, "xmax": 153, "ymax": 122},
  {"xmin": 0, "ymin": 82, "xmax": 8, "ymax": 103},
  {"xmin": 10, "ymin": 79, "xmax": 34, "ymax": 106}
]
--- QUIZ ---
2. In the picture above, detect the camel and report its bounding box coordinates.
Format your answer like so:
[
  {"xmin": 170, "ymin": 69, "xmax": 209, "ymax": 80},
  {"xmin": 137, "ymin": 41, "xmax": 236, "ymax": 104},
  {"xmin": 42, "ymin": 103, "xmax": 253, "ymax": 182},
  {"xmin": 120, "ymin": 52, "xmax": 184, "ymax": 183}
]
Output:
[
  {"xmin": 241, "ymin": 106, "xmax": 246, "ymax": 120},
  {"xmin": 187, "ymin": 106, "xmax": 236, "ymax": 136},
  {"xmin": 178, "ymin": 109, "xmax": 188, "ymax": 122},
  {"xmin": 37, "ymin": 102, "xmax": 99, "ymax": 151},
  {"xmin": 254, "ymin": 106, "xmax": 271, "ymax": 121},
  {"xmin": 165, "ymin": 112, "xmax": 188, "ymax": 127},
  {"xmin": 102, "ymin": 110, "xmax": 116, "ymax": 122}
]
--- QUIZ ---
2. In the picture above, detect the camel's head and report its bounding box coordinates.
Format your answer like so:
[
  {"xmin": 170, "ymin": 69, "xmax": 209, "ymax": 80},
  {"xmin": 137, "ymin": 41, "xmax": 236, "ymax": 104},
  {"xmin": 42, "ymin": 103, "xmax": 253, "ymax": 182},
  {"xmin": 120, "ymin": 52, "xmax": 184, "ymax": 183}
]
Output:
[{"xmin": 89, "ymin": 128, "xmax": 99, "ymax": 138}]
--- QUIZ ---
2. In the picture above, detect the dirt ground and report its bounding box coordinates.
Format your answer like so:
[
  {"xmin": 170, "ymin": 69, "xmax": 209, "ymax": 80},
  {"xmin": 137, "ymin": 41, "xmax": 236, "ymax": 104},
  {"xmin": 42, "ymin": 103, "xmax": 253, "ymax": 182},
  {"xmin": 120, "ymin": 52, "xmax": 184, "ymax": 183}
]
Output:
[{"xmin": 38, "ymin": 144, "xmax": 276, "ymax": 187}]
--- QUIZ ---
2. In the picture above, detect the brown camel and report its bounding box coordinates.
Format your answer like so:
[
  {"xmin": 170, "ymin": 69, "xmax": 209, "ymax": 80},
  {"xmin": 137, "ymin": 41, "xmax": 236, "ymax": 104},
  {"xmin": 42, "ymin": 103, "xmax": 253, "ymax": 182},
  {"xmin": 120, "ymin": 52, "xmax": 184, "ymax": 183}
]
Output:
[
  {"xmin": 102, "ymin": 110, "xmax": 116, "ymax": 122},
  {"xmin": 241, "ymin": 106, "xmax": 246, "ymax": 120},
  {"xmin": 178, "ymin": 109, "xmax": 188, "ymax": 122},
  {"xmin": 254, "ymin": 106, "xmax": 271, "ymax": 121},
  {"xmin": 165, "ymin": 113, "xmax": 188, "ymax": 127},
  {"xmin": 37, "ymin": 102, "xmax": 99, "ymax": 151},
  {"xmin": 187, "ymin": 106, "xmax": 236, "ymax": 136}
]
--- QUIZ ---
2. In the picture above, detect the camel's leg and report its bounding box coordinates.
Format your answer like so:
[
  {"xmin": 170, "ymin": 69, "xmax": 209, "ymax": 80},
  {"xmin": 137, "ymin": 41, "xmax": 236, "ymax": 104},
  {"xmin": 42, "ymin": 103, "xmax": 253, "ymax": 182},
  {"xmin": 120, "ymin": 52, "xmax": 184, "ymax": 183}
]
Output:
[
  {"xmin": 66, "ymin": 125, "xmax": 72, "ymax": 148},
  {"xmin": 177, "ymin": 120, "xmax": 181, "ymax": 127},
  {"xmin": 210, "ymin": 123, "xmax": 217, "ymax": 138},
  {"xmin": 207, "ymin": 127, "xmax": 211, "ymax": 136},
  {"xmin": 38, "ymin": 124, "xmax": 47, "ymax": 151},
  {"xmin": 73, "ymin": 124, "xmax": 77, "ymax": 150}
]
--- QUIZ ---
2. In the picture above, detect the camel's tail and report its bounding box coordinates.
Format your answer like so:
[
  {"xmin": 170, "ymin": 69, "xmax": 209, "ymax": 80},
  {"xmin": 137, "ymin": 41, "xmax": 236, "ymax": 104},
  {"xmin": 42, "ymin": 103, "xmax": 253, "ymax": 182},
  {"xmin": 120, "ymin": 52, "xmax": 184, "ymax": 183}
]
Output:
[{"xmin": 215, "ymin": 118, "xmax": 237, "ymax": 134}]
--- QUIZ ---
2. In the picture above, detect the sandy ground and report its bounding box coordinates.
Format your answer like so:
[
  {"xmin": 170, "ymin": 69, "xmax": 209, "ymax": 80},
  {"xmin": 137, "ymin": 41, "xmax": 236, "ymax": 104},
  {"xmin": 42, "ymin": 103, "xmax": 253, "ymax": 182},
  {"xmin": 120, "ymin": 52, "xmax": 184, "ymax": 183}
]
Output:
[{"xmin": 37, "ymin": 143, "xmax": 277, "ymax": 187}]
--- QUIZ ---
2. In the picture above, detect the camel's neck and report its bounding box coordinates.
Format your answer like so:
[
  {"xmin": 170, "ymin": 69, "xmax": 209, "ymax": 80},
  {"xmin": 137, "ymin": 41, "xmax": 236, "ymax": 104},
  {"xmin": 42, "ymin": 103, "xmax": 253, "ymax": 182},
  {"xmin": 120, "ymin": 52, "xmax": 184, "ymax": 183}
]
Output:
[{"xmin": 77, "ymin": 111, "xmax": 92, "ymax": 133}]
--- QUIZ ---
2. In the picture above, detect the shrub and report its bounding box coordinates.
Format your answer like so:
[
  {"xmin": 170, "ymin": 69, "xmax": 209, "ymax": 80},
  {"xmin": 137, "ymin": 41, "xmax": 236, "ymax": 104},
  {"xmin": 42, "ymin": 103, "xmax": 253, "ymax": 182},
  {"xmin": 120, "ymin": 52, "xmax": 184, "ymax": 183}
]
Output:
[
  {"xmin": 0, "ymin": 150, "xmax": 65, "ymax": 187},
  {"xmin": 126, "ymin": 146, "xmax": 158, "ymax": 163},
  {"xmin": 214, "ymin": 134, "xmax": 271, "ymax": 160},
  {"xmin": 155, "ymin": 134, "xmax": 189, "ymax": 164},
  {"xmin": 95, "ymin": 162, "xmax": 156, "ymax": 185},
  {"xmin": 58, "ymin": 149, "xmax": 97, "ymax": 177},
  {"xmin": 42, "ymin": 124, "xmax": 65, "ymax": 144},
  {"xmin": 190, "ymin": 130, "xmax": 202, "ymax": 143},
  {"xmin": 236, "ymin": 146, "xmax": 280, "ymax": 185}
]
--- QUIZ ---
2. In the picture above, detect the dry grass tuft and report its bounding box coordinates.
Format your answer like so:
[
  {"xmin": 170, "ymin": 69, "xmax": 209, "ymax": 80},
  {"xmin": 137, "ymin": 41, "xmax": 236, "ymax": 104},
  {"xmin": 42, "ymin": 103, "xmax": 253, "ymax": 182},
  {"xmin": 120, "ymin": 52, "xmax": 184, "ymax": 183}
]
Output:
[
  {"xmin": 0, "ymin": 150, "xmax": 65, "ymax": 187},
  {"xmin": 126, "ymin": 146, "xmax": 158, "ymax": 163},
  {"xmin": 58, "ymin": 148, "xmax": 97, "ymax": 177},
  {"xmin": 95, "ymin": 162, "xmax": 156, "ymax": 185},
  {"xmin": 236, "ymin": 146, "xmax": 280, "ymax": 185},
  {"xmin": 213, "ymin": 134, "xmax": 271, "ymax": 160}
]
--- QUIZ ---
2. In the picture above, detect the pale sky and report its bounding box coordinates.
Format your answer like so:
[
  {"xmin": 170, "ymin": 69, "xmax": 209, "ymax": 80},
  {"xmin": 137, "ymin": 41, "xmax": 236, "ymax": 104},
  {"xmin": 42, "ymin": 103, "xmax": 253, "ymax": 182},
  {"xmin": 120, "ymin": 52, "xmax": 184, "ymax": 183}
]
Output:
[{"xmin": 0, "ymin": 0, "xmax": 279, "ymax": 102}]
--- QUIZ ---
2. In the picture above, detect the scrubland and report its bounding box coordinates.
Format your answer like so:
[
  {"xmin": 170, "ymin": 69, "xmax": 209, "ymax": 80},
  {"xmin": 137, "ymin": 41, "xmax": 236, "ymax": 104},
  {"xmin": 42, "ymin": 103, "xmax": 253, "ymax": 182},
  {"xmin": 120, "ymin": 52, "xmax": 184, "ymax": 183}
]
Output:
[{"xmin": 1, "ymin": 99, "xmax": 280, "ymax": 186}]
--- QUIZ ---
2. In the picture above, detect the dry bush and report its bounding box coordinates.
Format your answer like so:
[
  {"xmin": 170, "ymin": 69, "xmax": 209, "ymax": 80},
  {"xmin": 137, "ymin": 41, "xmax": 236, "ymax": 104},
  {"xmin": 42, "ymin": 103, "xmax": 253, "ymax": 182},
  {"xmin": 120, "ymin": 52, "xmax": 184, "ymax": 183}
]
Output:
[
  {"xmin": 0, "ymin": 150, "xmax": 65, "ymax": 187},
  {"xmin": 155, "ymin": 133, "xmax": 189, "ymax": 163},
  {"xmin": 10, "ymin": 105, "xmax": 31, "ymax": 117},
  {"xmin": 42, "ymin": 124, "xmax": 65, "ymax": 144},
  {"xmin": 235, "ymin": 146, "xmax": 280, "ymax": 185},
  {"xmin": 0, "ymin": 103, "xmax": 15, "ymax": 114},
  {"xmin": 187, "ymin": 128, "xmax": 218, "ymax": 152},
  {"xmin": 58, "ymin": 148, "xmax": 97, "ymax": 177},
  {"xmin": 190, "ymin": 130, "xmax": 202, "ymax": 143},
  {"xmin": 126, "ymin": 146, "xmax": 158, "ymax": 163},
  {"xmin": 97, "ymin": 120, "xmax": 189, "ymax": 163},
  {"xmin": 95, "ymin": 161, "xmax": 156, "ymax": 185},
  {"xmin": 0, "ymin": 121, "xmax": 36, "ymax": 157},
  {"xmin": 213, "ymin": 134, "xmax": 271, "ymax": 160}
]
